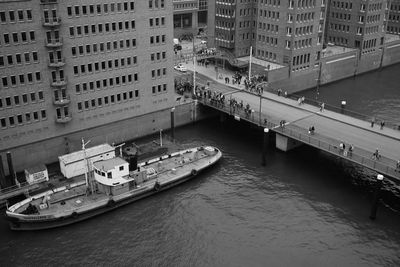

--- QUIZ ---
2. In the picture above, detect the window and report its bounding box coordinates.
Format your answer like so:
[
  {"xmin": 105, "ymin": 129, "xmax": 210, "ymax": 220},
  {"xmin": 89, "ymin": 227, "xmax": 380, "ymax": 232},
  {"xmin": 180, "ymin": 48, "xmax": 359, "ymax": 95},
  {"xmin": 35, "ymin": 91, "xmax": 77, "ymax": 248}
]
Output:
[
  {"xmin": 4, "ymin": 33, "xmax": 9, "ymax": 44},
  {"xmin": 35, "ymin": 72, "xmax": 41, "ymax": 81},
  {"xmin": 38, "ymin": 91, "xmax": 44, "ymax": 100},
  {"xmin": 9, "ymin": 116, "xmax": 15, "ymax": 126},
  {"xmin": 29, "ymin": 31, "xmax": 35, "ymax": 41},
  {"xmin": 9, "ymin": 10, "xmax": 15, "ymax": 22},
  {"xmin": 30, "ymin": 92, "xmax": 36, "ymax": 101},
  {"xmin": 41, "ymin": 110, "xmax": 47, "ymax": 119},
  {"xmin": 14, "ymin": 95, "xmax": 20, "ymax": 105},
  {"xmin": 0, "ymin": 11, "xmax": 6, "ymax": 22},
  {"xmin": 1, "ymin": 118, "xmax": 6, "ymax": 128},
  {"xmin": 18, "ymin": 10, "xmax": 24, "ymax": 21},
  {"xmin": 33, "ymin": 111, "xmax": 38, "ymax": 120},
  {"xmin": 67, "ymin": 6, "xmax": 72, "ymax": 16},
  {"xmin": 21, "ymin": 31, "xmax": 27, "ymax": 42},
  {"xmin": 26, "ymin": 10, "xmax": 32, "ymax": 20},
  {"xmin": 25, "ymin": 113, "xmax": 30, "ymax": 122},
  {"xmin": 75, "ymin": 6, "xmax": 80, "ymax": 16},
  {"xmin": 32, "ymin": 51, "xmax": 38, "ymax": 62}
]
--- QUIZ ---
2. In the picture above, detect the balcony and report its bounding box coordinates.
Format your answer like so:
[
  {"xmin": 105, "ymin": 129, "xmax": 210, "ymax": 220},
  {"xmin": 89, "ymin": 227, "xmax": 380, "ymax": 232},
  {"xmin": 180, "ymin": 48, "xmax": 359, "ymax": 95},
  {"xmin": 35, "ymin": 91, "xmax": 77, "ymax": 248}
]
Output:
[
  {"xmin": 55, "ymin": 115, "xmax": 72, "ymax": 124},
  {"xmin": 50, "ymin": 77, "xmax": 67, "ymax": 87},
  {"xmin": 48, "ymin": 58, "xmax": 65, "ymax": 68},
  {"xmin": 45, "ymin": 37, "xmax": 63, "ymax": 48},
  {"xmin": 42, "ymin": 17, "xmax": 61, "ymax": 27},
  {"xmin": 53, "ymin": 95, "xmax": 70, "ymax": 106}
]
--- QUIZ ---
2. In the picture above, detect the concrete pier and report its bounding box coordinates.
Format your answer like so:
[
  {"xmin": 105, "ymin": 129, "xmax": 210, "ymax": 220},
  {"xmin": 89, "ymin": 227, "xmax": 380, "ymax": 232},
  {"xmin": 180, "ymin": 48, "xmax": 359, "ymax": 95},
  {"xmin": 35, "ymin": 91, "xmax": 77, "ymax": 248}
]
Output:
[{"xmin": 275, "ymin": 133, "xmax": 303, "ymax": 152}]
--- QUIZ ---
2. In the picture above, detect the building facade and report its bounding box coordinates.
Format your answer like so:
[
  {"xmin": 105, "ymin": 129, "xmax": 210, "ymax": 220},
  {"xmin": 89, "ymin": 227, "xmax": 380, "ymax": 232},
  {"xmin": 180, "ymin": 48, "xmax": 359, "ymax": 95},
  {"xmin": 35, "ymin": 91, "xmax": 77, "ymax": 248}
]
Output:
[
  {"xmin": 0, "ymin": 0, "xmax": 174, "ymax": 167},
  {"xmin": 325, "ymin": 0, "xmax": 387, "ymax": 54},
  {"xmin": 255, "ymin": 0, "xmax": 326, "ymax": 72},
  {"xmin": 387, "ymin": 0, "xmax": 400, "ymax": 34},
  {"xmin": 173, "ymin": 0, "xmax": 208, "ymax": 38},
  {"xmin": 212, "ymin": 0, "xmax": 326, "ymax": 73}
]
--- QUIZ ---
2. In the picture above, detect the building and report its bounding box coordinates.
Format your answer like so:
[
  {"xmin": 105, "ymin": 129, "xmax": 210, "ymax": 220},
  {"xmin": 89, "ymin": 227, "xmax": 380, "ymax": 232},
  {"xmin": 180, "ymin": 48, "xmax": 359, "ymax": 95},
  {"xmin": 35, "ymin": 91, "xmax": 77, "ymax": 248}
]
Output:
[
  {"xmin": 255, "ymin": 0, "xmax": 326, "ymax": 73},
  {"xmin": 212, "ymin": 0, "xmax": 326, "ymax": 73},
  {"xmin": 325, "ymin": 0, "xmax": 387, "ymax": 54},
  {"xmin": 173, "ymin": 0, "xmax": 208, "ymax": 38},
  {"xmin": 387, "ymin": 0, "xmax": 400, "ymax": 34},
  {"xmin": 0, "ymin": 0, "xmax": 174, "ymax": 173}
]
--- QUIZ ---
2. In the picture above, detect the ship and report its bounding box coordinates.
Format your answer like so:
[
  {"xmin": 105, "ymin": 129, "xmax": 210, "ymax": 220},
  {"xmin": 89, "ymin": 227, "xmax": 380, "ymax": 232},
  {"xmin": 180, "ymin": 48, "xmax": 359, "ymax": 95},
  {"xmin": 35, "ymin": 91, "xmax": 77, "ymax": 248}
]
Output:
[{"xmin": 5, "ymin": 143, "xmax": 222, "ymax": 230}]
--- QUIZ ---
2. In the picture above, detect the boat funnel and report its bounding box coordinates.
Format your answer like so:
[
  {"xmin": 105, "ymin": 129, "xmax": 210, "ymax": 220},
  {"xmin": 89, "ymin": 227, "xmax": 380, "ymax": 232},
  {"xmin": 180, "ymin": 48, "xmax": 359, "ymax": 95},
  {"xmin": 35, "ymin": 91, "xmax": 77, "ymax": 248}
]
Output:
[{"xmin": 129, "ymin": 154, "xmax": 138, "ymax": 171}]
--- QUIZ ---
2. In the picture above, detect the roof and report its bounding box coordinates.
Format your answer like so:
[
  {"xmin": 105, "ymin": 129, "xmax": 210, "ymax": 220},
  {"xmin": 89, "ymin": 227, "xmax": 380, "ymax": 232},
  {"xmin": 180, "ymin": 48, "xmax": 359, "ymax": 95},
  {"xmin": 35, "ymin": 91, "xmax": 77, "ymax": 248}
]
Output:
[
  {"xmin": 25, "ymin": 164, "xmax": 47, "ymax": 174},
  {"xmin": 93, "ymin": 157, "xmax": 128, "ymax": 172},
  {"xmin": 59, "ymin": 144, "xmax": 115, "ymax": 165}
]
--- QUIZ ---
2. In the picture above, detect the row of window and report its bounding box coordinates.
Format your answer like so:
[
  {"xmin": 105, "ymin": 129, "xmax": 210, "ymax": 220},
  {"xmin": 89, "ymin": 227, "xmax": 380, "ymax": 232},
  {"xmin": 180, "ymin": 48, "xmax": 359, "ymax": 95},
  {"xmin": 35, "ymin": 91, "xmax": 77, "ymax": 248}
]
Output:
[
  {"xmin": 71, "ymin": 39, "xmax": 137, "ymax": 56},
  {"xmin": 150, "ymin": 34, "xmax": 167, "ymax": 45},
  {"xmin": 77, "ymin": 90, "xmax": 140, "ymax": 111},
  {"xmin": 148, "ymin": 0, "xmax": 165, "ymax": 9},
  {"xmin": 239, "ymin": 20, "xmax": 253, "ymax": 29},
  {"xmin": 331, "ymin": 1, "xmax": 353, "ymax": 10},
  {"xmin": 328, "ymin": 36, "xmax": 349, "ymax": 46},
  {"xmin": 257, "ymin": 35, "xmax": 279, "ymax": 46},
  {"xmin": 258, "ymin": 23, "xmax": 279, "ymax": 33},
  {"xmin": 150, "ymin": 51, "xmax": 167, "ymax": 62},
  {"xmin": 388, "ymin": 14, "xmax": 400, "ymax": 21},
  {"xmin": 151, "ymin": 83, "xmax": 168, "ymax": 94},
  {"xmin": 72, "ymin": 57, "xmax": 138, "ymax": 76},
  {"xmin": 390, "ymin": 4, "xmax": 400, "ymax": 11},
  {"xmin": 292, "ymin": 53, "xmax": 311, "ymax": 66},
  {"xmin": 149, "ymin": 17, "xmax": 166, "ymax": 27},
  {"xmin": 259, "ymin": 9, "xmax": 280, "ymax": 20},
  {"xmin": 0, "ymin": 51, "xmax": 38, "ymax": 67},
  {"xmin": 0, "ymin": 9, "xmax": 33, "ymax": 23},
  {"xmin": 1, "ymin": 31, "xmax": 36, "ymax": 46},
  {"xmin": 67, "ymin": 2, "xmax": 135, "ymax": 17},
  {"xmin": 1, "ymin": 110, "xmax": 47, "ymax": 128},
  {"xmin": 0, "ymin": 91, "xmax": 44, "ymax": 109},
  {"xmin": 364, "ymin": 25, "xmax": 380, "ymax": 35},
  {"xmin": 1, "ymin": 72, "xmax": 42, "ymax": 88},
  {"xmin": 151, "ymin": 68, "xmax": 167, "ymax": 79},
  {"xmin": 256, "ymin": 49, "xmax": 277, "ymax": 62},
  {"xmin": 329, "ymin": 23, "xmax": 350, "ymax": 33},
  {"xmin": 69, "ymin": 20, "xmax": 136, "ymax": 37},
  {"xmin": 330, "ymin": 12, "xmax": 351, "ymax": 21},
  {"xmin": 259, "ymin": 0, "xmax": 281, "ymax": 7},
  {"xmin": 75, "ymin": 74, "xmax": 139, "ymax": 94},
  {"xmin": 387, "ymin": 26, "xmax": 400, "ymax": 34}
]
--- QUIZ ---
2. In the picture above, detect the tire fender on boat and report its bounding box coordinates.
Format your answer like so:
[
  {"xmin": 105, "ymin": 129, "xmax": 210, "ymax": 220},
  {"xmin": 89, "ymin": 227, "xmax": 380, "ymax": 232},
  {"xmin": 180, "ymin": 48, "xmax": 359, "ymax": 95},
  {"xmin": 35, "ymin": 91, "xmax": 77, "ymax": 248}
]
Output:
[
  {"xmin": 191, "ymin": 169, "xmax": 198, "ymax": 176},
  {"xmin": 154, "ymin": 181, "xmax": 161, "ymax": 192},
  {"xmin": 71, "ymin": 212, "xmax": 78, "ymax": 218}
]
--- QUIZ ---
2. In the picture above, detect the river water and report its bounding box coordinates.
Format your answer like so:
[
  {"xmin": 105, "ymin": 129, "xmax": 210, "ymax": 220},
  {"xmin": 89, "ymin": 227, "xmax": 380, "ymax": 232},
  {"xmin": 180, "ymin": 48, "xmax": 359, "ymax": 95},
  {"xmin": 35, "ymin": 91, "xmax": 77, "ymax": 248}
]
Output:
[{"xmin": 1, "ymin": 65, "xmax": 400, "ymax": 266}]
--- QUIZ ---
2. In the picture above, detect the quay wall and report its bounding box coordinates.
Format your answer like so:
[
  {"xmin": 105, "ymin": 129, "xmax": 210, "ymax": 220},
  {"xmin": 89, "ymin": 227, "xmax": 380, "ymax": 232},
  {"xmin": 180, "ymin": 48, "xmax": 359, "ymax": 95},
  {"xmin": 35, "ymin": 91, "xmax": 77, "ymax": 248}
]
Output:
[
  {"xmin": 0, "ymin": 101, "xmax": 213, "ymax": 177},
  {"xmin": 265, "ymin": 40, "xmax": 400, "ymax": 94}
]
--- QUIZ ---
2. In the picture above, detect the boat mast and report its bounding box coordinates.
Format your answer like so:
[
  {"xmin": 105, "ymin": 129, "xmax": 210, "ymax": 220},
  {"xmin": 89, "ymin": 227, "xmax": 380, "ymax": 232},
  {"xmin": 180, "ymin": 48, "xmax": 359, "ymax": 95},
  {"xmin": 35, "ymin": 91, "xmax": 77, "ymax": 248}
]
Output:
[{"xmin": 82, "ymin": 138, "xmax": 91, "ymax": 193}]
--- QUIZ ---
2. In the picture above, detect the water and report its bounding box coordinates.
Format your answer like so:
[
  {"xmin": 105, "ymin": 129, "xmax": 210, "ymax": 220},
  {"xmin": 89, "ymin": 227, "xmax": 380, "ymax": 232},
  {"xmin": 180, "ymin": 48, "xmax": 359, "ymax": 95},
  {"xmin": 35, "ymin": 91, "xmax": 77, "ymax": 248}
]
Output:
[{"xmin": 1, "ymin": 65, "xmax": 400, "ymax": 266}]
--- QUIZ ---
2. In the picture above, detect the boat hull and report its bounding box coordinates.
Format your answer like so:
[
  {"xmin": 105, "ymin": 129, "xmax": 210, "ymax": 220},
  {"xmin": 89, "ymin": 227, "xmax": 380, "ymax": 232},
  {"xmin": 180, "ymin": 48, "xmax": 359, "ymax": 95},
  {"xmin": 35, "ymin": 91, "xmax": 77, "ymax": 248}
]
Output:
[{"xmin": 6, "ymin": 148, "xmax": 221, "ymax": 230}]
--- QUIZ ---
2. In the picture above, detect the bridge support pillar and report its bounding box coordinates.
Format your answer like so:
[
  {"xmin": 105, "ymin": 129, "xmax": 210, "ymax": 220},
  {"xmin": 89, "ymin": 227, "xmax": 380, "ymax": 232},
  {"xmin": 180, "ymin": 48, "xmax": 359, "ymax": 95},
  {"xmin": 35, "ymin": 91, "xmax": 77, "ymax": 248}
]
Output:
[
  {"xmin": 0, "ymin": 155, "xmax": 6, "ymax": 189},
  {"xmin": 275, "ymin": 133, "xmax": 302, "ymax": 152},
  {"xmin": 261, "ymin": 128, "xmax": 269, "ymax": 166},
  {"xmin": 170, "ymin": 107, "xmax": 175, "ymax": 140},
  {"xmin": 6, "ymin": 152, "xmax": 16, "ymax": 186},
  {"xmin": 369, "ymin": 174, "xmax": 384, "ymax": 220}
]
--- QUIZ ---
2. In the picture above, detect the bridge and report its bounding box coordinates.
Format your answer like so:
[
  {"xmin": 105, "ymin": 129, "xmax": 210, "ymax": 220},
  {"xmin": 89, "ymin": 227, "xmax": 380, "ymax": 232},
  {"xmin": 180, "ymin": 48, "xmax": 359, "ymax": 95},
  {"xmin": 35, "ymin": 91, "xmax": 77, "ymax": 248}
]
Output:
[{"xmin": 194, "ymin": 75, "xmax": 400, "ymax": 181}]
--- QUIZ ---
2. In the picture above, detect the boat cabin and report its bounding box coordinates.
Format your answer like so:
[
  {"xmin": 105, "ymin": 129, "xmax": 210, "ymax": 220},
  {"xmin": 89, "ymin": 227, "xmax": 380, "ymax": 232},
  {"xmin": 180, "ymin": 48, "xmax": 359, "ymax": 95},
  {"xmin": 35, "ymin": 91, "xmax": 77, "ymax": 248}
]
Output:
[{"xmin": 93, "ymin": 157, "xmax": 148, "ymax": 196}]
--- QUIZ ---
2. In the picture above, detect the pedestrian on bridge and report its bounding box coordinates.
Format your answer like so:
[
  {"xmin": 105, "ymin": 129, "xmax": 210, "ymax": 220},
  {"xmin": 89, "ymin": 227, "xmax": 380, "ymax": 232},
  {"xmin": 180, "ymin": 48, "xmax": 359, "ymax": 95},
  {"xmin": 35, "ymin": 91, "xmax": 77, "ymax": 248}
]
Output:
[
  {"xmin": 320, "ymin": 102, "xmax": 325, "ymax": 112},
  {"xmin": 380, "ymin": 120, "xmax": 385, "ymax": 130},
  {"xmin": 371, "ymin": 117, "xmax": 375, "ymax": 127},
  {"xmin": 373, "ymin": 149, "xmax": 381, "ymax": 160},
  {"xmin": 396, "ymin": 160, "xmax": 400, "ymax": 172}
]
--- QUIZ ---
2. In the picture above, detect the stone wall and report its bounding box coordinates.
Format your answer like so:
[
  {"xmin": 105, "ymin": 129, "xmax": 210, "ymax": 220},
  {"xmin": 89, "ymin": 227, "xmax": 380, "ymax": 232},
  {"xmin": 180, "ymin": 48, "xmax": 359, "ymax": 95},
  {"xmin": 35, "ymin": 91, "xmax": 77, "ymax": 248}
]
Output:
[{"xmin": 0, "ymin": 101, "xmax": 213, "ymax": 175}]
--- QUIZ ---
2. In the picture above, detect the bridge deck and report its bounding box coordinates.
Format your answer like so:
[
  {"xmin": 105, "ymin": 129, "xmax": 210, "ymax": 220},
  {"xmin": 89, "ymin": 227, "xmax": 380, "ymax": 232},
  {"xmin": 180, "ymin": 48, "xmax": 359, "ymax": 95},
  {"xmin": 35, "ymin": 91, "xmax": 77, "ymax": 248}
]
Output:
[{"xmin": 196, "ymin": 84, "xmax": 400, "ymax": 180}]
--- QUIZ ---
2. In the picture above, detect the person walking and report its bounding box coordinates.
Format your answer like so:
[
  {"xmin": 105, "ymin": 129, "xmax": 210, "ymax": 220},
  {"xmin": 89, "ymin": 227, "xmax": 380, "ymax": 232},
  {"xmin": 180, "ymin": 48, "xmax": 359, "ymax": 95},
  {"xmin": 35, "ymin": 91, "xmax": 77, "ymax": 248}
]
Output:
[
  {"xmin": 320, "ymin": 102, "xmax": 325, "ymax": 112},
  {"xmin": 371, "ymin": 117, "xmax": 375, "ymax": 127},
  {"xmin": 380, "ymin": 120, "xmax": 385, "ymax": 130}
]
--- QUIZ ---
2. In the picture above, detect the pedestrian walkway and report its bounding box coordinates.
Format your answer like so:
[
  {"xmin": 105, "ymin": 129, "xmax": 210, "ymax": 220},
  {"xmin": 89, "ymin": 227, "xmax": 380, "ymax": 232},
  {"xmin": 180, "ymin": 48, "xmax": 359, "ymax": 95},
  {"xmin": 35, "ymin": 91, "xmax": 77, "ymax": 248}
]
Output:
[{"xmin": 181, "ymin": 61, "xmax": 400, "ymax": 143}]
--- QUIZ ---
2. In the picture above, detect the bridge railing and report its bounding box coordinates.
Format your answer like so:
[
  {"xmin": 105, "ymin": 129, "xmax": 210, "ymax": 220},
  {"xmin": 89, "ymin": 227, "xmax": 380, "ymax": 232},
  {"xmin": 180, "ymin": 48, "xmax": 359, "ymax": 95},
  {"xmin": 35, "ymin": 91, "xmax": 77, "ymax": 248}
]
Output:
[
  {"xmin": 198, "ymin": 97, "xmax": 400, "ymax": 180},
  {"xmin": 282, "ymin": 91, "xmax": 400, "ymax": 131}
]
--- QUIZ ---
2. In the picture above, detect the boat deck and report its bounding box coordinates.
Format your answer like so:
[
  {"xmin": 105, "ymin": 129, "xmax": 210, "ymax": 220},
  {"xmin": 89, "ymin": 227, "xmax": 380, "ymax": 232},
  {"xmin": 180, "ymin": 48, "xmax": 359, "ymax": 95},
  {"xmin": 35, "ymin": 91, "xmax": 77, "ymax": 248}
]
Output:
[{"xmin": 12, "ymin": 147, "xmax": 220, "ymax": 218}]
